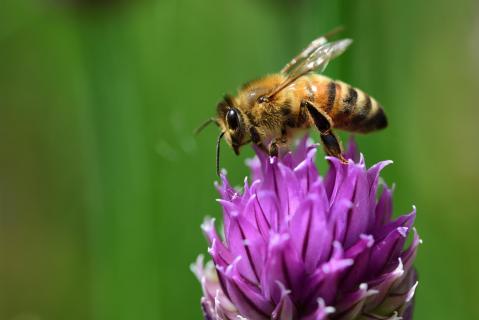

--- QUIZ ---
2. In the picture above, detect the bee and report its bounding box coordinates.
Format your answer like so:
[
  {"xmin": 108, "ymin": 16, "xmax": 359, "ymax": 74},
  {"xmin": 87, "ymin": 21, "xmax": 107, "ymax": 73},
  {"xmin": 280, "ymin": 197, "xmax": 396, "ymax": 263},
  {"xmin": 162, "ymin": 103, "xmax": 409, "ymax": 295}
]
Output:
[{"xmin": 197, "ymin": 28, "xmax": 387, "ymax": 175}]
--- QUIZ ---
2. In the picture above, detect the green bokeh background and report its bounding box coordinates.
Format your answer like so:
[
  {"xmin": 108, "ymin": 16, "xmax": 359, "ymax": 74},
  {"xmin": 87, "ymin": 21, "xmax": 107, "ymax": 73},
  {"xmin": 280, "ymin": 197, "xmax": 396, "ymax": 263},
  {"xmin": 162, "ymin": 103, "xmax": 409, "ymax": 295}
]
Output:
[{"xmin": 1, "ymin": 0, "xmax": 478, "ymax": 319}]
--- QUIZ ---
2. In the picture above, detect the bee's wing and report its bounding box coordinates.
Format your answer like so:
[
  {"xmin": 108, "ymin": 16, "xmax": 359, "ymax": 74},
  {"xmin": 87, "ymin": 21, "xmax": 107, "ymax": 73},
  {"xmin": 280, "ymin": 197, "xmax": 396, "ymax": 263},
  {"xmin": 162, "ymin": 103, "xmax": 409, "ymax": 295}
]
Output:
[
  {"xmin": 280, "ymin": 36, "xmax": 329, "ymax": 74},
  {"xmin": 283, "ymin": 38, "xmax": 352, "ymax": 78},
  {"xmin": 269, "ymin": 38, "xmax": 352, "ymax": 99},
  {"xmin": 281, "ymin": 26, "xmax": 345, "ymax": 74}
]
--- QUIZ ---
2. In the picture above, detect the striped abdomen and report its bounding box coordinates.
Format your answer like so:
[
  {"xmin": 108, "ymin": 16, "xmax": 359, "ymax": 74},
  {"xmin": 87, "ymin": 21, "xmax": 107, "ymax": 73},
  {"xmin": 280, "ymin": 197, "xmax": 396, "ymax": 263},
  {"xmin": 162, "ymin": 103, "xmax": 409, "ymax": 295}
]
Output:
[{"xmin": 307, "ymin": 75, "xmax": 387, "ymax": 133}]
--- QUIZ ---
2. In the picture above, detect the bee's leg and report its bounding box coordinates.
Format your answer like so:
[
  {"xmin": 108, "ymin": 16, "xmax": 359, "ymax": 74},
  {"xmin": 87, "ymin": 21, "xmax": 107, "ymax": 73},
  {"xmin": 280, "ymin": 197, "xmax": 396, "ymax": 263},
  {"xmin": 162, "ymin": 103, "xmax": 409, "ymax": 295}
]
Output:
[
  {"xmin": 268, "ymin": 140, "xmax": 279, "ymax": 157},
  {"xmin": 250, "ymin": 126, "xmax": 269, "ymax": 154},
  {"xmin": 320, "ymin": 132, "xmax": 347, "ymax": 163},
  {"xmin": 268, "ymin": 128, "xmax": 290, "ymax": 157},
  {"xmin": 304, "ymin": 101, "xmax": 347, "ymax": 163}
]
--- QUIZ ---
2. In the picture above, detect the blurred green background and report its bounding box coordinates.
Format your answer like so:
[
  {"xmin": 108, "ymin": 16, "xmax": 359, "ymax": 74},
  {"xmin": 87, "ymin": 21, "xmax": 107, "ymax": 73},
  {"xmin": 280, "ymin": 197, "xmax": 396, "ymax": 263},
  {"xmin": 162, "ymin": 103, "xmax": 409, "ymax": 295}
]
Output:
[{"xmin": 1, "ymin": 0, "xmax": 478, "ymax": 319}]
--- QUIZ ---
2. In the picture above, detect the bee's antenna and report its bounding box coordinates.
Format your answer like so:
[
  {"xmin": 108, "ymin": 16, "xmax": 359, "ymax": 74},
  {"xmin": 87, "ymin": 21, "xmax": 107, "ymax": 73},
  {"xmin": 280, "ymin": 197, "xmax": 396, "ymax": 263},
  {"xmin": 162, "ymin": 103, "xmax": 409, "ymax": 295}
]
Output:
[
  {"xmin": 216, "ymin": 131, "xmax": 226, "ymax": 177},
  {"xmin": 195, "ymin": 118, "xmax": 218, "ymax": 135}
]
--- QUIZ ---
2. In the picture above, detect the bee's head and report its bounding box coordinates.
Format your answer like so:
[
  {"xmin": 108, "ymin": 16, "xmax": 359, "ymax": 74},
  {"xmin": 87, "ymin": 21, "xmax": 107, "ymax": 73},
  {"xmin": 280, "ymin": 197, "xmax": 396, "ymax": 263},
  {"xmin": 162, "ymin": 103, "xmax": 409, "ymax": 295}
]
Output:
[{"xmin": 216, "ymin": 95, "xmax": 248, "ymax": 155}]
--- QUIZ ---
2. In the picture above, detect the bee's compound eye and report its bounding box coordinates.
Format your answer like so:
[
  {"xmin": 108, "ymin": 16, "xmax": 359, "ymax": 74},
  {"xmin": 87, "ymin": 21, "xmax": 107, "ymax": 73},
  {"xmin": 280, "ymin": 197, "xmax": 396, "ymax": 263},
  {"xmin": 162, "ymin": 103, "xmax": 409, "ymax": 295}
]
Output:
[{"xmin": 226, "ymin": 109, "xmax": 240, "ymax": 130}]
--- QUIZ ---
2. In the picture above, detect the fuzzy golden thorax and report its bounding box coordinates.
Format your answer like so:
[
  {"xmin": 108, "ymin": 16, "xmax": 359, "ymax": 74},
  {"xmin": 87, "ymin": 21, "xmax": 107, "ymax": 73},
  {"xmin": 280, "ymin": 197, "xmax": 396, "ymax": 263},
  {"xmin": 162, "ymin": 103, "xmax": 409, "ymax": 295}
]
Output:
[{"xmin": 215, "ymin": 74, "xmax": 299, "ymax": 155}]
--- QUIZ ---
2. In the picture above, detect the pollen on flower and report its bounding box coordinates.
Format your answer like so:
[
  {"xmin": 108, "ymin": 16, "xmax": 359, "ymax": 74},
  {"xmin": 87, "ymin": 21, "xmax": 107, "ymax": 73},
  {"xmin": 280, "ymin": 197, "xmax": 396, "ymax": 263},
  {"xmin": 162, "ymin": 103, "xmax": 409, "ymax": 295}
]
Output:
[{"xmin": 193, "ymin": 136, "xmax": 421, "ymax": 320}]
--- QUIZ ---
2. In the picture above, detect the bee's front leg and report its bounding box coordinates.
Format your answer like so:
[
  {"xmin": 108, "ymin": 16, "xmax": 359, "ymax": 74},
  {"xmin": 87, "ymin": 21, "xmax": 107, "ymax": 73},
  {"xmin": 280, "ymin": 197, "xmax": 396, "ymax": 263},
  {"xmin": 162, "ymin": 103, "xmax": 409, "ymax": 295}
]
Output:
[
  {"xmin": 268, "ymin": 140, "xmax": 279, "ymax": 157},
  {"xmin": 268, "ymin": 128, "xmax": 289, "ymax": 157},
  {"xmin": 249, "ymin": 126, "xmax": 269, "ymax": 154},
  {"xmin": 303, "ymin": 100, "xmax": 347, "ymax": 163}
]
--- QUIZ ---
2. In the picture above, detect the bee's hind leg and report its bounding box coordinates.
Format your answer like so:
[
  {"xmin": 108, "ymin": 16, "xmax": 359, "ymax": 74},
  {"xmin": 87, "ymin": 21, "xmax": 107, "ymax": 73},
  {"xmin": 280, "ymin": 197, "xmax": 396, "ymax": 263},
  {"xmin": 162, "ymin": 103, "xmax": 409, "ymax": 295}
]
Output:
[
  {"xmin": 304, "ymin": 101, "xmax": 347, "ymax": 163},
  {"xmin": 320, "ymin": 132, "xmax": 347, "ymax": 163}
]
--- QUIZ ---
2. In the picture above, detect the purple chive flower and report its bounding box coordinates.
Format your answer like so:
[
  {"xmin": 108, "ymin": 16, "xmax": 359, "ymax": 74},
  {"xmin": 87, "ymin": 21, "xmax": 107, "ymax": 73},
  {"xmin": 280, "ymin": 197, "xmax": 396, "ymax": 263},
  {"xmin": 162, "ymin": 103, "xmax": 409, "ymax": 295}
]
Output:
[{"xmin": 192, "ymin": 137, "xmax": 420, "ymax": 320}]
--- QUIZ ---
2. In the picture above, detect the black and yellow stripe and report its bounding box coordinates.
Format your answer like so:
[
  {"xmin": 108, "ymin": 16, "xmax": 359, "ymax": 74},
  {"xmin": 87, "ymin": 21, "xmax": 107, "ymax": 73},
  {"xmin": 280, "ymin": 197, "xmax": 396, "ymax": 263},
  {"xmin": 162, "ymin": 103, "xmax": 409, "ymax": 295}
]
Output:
[
  {"xmin": 328, "ymin": 80, "xmax": 387, "ymax": 133},
  {"xmin": 324, "ymin": 81, "xmax": 336, "ymax": 113}
]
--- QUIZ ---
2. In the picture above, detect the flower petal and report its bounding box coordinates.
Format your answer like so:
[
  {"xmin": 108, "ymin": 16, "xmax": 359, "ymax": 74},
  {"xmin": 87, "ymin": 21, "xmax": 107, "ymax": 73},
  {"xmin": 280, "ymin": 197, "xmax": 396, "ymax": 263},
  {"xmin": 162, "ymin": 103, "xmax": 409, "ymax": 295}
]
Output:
[
  {"xmin": 344, "ymin": 165, "xmax": 373, "ymax": 247},
  {"xmin": 302, "ymin": 298, "xmax": 335, "ymax": 320},
  {"xmin": 374, "ymin": 184, "xmax": 394, "ymax": 229},
  {"xmin": 344, "ymin": 136, "xmax": 360, "ymax": 162},
  {"xmin": 333, "ymin": 283, "xmax": 378, "ymax": 319},
  {"xmin": 261, "ymin": 233, "xmax": 306, "ymax": 304},
  {"xmin": 290, "ymin": 192, "xmax": 331, "ymax": 271},
  {"xmin": 271, "ymin": 281, "xmax": 297, "ymax": 320},
  {"xmin": 306, "ymin": 242, "xmax": 353, "ymax": 305},
  {"xmin": 221, "ymin": 258, "xmax": 273, "ymax": 319},
  {"xmin": 341, "ymin": 234, "xmax": 375, "ymax": 291},
  {"xmin": 401, "ymin": 228, "xmax": 421, "ymax": 271},
  {"xmin": 226, "ymin": 214, "xmax": 266, "ymax": 284},
  {"xmin": 201, "ymin": 297, "xmax": 215, "ymax": 320},
  {"xmin": 365, "ymin": 258, "xmax": 405, "ymax": 311}
]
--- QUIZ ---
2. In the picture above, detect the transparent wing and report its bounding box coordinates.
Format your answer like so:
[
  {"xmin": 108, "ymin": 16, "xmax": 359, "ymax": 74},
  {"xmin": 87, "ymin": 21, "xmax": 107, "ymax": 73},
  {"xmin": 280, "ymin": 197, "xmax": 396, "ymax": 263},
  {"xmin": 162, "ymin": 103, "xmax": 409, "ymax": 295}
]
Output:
[
  {"xmin": 283, "ymin": 38, "xmax": 352, "ymax": 78},
  {"xmin": 280, "ymin": 26, "xmax": 346, "ymax": 74},
  {"xmin": 268, "ymin": 38, "xmax": 352, "ymax": 99},
  {"xmin": 280, "ymin": 36, "xmax": 329, "ymax": 74}
]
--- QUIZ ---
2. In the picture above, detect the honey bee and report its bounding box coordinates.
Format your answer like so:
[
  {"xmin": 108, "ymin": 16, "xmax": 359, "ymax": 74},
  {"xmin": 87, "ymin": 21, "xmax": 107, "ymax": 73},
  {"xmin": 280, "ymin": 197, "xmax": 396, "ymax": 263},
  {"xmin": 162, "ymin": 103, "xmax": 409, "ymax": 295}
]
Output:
[{"xmin": 197, "ymin": 29, "xmax": 387, "ymax": 175}]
